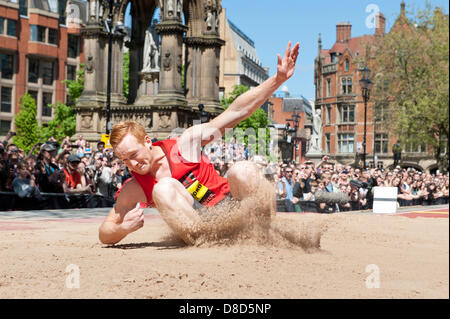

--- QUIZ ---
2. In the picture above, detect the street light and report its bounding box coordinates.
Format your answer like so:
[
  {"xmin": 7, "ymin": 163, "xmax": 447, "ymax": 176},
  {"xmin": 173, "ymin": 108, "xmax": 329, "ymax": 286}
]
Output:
[
  {"xmin": 359, "ymin": 66, "xmax": 373, "ymax": 169},
  {"xmin": 102, "ymin": 0, "xmax": 126, "ymax": 134}
]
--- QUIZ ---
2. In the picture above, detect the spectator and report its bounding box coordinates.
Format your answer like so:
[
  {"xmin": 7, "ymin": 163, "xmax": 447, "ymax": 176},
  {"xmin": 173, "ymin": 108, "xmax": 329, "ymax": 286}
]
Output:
[
  {"xmin": 63, "ymin": 154, "xmax": 93, "ymax": 194},
  {"xmin": 12, "ymin": 160, "xmax": 43, "ymax": 200},
  {"xmin": 93, "ymin": 156, "xmax": 114, "ymax": 200},
  {"xmin": 277, "ymin": 167, "xmax": 295, "ymax": 212},
  {"xmin": 83, "ymin": 142, "xmax": 92, "ymax": 157},
  {"xmin": 35, "ymin": 142, "xmax": 64, "ymax": 193},
  {"xmin": 97, "ymin": 141, "xmax": 106, "ymax": 154}
]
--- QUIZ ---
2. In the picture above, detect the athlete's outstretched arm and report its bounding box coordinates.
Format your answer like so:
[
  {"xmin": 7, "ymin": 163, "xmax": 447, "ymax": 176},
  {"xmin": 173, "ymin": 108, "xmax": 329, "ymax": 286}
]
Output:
[
  {"xmin": 178, "ymin": 41, "xmax": 299, "ymax": 160},
  {"xmin": 210, "ymin": 41, "xmax": 300, "ymax": 136}
]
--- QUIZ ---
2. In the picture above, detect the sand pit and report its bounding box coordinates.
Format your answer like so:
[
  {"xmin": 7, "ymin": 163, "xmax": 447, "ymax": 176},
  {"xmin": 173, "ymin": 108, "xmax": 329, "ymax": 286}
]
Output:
[{"xmin": 0, "ymin": 209, "xmax": 448, "ymax": 299}]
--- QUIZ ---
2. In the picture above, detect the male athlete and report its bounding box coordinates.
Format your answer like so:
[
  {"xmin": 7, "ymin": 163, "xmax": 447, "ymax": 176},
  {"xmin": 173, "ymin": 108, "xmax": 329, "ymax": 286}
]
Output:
[{"xmin": 98, "ymin": 41, "xmax": 300, "ymax": 245}]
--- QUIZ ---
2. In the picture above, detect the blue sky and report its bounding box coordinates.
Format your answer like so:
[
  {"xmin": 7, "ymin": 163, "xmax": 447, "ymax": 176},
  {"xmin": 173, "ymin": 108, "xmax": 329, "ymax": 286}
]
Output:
[{"xmin": 126, "ymin": 0, "xmax": 448, "ymax": 101}]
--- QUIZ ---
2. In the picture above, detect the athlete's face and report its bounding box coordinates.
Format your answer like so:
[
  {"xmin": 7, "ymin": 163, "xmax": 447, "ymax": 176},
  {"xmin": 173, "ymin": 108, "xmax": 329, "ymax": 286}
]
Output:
[{"xmin": 115, "ymin": 133, "xmax": 153, "ymax": 175}]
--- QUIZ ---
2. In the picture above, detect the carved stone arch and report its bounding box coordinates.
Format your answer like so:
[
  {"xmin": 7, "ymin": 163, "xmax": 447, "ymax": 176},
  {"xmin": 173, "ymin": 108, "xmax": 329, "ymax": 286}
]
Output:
[{"xmin": 117, "ymin": 0, "xmax": 132, "ymax": 23}]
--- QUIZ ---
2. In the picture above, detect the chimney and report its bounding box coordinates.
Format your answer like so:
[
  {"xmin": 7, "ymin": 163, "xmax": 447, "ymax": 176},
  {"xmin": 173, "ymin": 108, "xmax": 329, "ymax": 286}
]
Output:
[
  {"xmin": 336, "ymin": 22, "xmax": 351, "ymax": 42},
  {"xmin": 318, "ymin": 33, "xmax": 322, "ymax": 56},
  {"xmin": 375, "ymin": 12, "xmax": 386, "ymax": 35}
]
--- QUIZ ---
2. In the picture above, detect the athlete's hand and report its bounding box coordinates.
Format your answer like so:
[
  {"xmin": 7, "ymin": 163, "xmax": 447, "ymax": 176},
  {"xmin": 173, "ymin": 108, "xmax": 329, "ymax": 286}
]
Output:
[
  {"xmin": 276, "ymin": 41, "xmax": 300, "ymax": 83},
  {"xmin": 121, "ymin": 207, "xmax": 145, "ymax": 233}
]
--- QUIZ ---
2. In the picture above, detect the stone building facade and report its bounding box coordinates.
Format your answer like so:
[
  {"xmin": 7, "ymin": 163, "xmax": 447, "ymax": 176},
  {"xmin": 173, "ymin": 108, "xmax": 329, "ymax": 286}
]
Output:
[
  {"xmin": 218, "ymin": 8, "xmax": 269, "ymax": 98},
  {"xmin": 75, "ymin": 0, "xmax": 227, "ymax": 141}
]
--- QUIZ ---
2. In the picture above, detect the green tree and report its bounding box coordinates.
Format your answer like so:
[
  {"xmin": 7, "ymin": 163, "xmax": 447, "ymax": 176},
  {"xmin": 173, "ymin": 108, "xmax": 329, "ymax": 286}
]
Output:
[
  {"xmin": 123, "ymin": 52, "xmax": 130, "ymax": 101},
  {"xmin": 40, "ymin": 65, "xmax": 85, "ymax": 141},
  {"xmin": 13, "ymin": 93, "xmax": 40, "ymax": 153},
  {"xmin": 221, "ymin": 84, "xmax": 270, "ymax": 157},
  {"xmin": 40, "ymin": 102, "xmax": 76, "ymax": 142},
  {"xmin": 372, "ymin": 4, "xmax": 449, "ymax": 172}
]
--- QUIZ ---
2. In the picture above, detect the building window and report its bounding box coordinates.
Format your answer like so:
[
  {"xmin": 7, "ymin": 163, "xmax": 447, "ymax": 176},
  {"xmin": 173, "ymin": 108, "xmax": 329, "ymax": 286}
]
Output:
[
  {"xmin": 338, "ymin": 133, "xmax": 354, "ymax": 153},
  {"xmin": 1, "ymin": 87, "xmax": 12, "ymax": 113},
  {"xmin": 42, "ymin": 61, "xmax": 54, "ymax": 85},
  {"xmin": 347, "ymin": 78, "xmax": 352, "ymax": 94},
  {"xmin": 345, "ymin": 59, "xmax": 349, "ymax": 72},
  {"xmin": 1, "ymin": 54, "xmax": 14, "ymax": 79},
  {"xmin": 339, "ymin": 105, "xmax": 355, "ymax": 123},
  {"xmin": 374, "ymin": 133, "xmax": 389, "ymax": 154},
  {"xmin": 331, "ymin": 53, "xmax": 336, "ymax": 63},
  {"xmin": 326, "ymin": 78, "xmax": 331, "ymax": 97},
  {"xmin": 341, "ymin": 77, "xmax": 352, "ymax": 95},
  {"xmin": 326, "ymin": 105, "xmax": 332, "ymax": 124},
  {"xmin": 48, "ymin": 28, "xmax": 58, "ymax": 45},
  {"xmin": 42, "ymin": 92, "xmax": 52, "ymax": 117},
  {"xmin": 404, "ymin": 141, "xmax": 427, "ymax": 153},
  {"xmin": 0, "ymin": 18, "xmax": 17, "ymax": 37},
  {"xmin": 341, "ymin": 78, "xmax": 347, "ymax": 94},
  {"xmin": 30, "ymin": 25, "xmax": 47, "ymax": 42},
  {"xmin": 67, "ymin": 64, "xmax": 77, "ymax": 81},
  {"xmin": 28, "ymin": 58, "xmax": 39, "ymax": 83},
  {"xmin": 0, "ymin": 120, "xmax": 11, "ymax": 136},
  {"xmin": 28, "ymin": 90, "xmax": 38, "ymax": 104},
  {"xmin": 325, "ymin": 133, "xmax": 331, "ymax": 153},
  {"xmin": 6, "ymin": 19, "xmax": 16, "ymax": 37},
  {"xmin": 19, "ymin": 0, "xmax": 28, "ymax": 16}
]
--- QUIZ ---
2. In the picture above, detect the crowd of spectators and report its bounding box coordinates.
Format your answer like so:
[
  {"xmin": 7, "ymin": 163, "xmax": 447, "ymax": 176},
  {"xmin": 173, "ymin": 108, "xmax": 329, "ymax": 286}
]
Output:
[
  {"xmin": 1, "ymin": 130, "xmax": 448, "ymax": 212},
  {"xmin": 1, "ymin": 132, "xmax": 131, "ymax": 209},
  {"xmin": 268, "ymin": 156, "xmax": 449, "ymax": 213}
]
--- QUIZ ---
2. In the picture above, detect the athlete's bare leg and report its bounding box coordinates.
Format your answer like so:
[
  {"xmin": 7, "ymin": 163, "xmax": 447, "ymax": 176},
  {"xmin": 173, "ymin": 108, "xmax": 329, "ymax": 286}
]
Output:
[
  {"xmin": 152, "ymin": 177, "xmax": 202, "ymax": 244},
  {"xmin": 227, "ymin": 161, "xmax": 276, "ymax": 215},
  {"xmin": 227, "ymin": 161, "xmax": 266, "ymax": 199}
]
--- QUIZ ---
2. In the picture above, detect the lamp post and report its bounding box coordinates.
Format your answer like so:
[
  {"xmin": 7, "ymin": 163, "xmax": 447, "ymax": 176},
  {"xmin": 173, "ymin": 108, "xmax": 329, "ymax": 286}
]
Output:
[
  {"xmin": 102, "ymin": 0, "xmax": 126, "ymax": 134},
  {"xmin": 359, "ymin": 67, "xmax": 373, "ymax": 169}
]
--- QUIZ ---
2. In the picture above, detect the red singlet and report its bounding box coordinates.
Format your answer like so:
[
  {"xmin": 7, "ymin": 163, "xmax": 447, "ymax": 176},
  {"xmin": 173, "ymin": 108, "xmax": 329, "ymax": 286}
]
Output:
[{"xmin": 128, "ymin": 139, "xmax": 230, "ymax": 208}]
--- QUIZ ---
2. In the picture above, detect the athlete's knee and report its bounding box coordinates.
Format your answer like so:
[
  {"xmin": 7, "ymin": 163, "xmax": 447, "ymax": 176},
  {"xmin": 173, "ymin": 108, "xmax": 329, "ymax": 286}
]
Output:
[{"xmin": 228, "ymin": 161, "xmax": 260, "ymax": 182}]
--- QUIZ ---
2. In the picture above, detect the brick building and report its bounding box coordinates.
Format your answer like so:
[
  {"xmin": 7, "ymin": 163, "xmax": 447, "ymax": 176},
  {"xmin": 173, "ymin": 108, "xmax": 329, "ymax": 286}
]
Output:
[
  {"xmin": 314, "ymin": 2, "xmax": 439, "ymax": 172},
  {"xmin": 0, "ymin": 0, "xmax": 86, "ymax": 138},
  {"xmin": 268, "ymin": 92, "xmax": 313, "ymax": 163}
]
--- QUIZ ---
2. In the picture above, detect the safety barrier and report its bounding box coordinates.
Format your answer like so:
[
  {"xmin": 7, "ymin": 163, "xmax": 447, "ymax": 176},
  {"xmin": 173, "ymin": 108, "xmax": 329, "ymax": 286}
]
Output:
[{"xmin": 0, "ymin": 192, "xmax": 115, "ymax": 211}]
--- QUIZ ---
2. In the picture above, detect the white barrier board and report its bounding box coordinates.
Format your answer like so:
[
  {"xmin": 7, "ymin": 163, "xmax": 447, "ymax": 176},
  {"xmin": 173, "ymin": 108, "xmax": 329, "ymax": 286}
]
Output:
[{"xmin": 372, "ymin": 187, "xmax": 398, "ymax": 214}]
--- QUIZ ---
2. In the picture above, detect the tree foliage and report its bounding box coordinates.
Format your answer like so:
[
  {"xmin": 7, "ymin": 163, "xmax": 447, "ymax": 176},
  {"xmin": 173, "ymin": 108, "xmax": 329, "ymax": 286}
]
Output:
[
  {"xmin": 40, "ymin": 66, "xmax": 85, "ymax": 142},
  {"xmin": 221, "ymin": 84, "xmax": 270, "ymax": 156},
  {"xmin": 372, "ymin": 4, "xmax": 449, "ymax": 171},
  {"xmin": 13, "ymin": 93, "xmax": 40, "ymax": 153},
  {"xmin": 123, "ymin": 52, "xmax": 130, "ymax": 101}
]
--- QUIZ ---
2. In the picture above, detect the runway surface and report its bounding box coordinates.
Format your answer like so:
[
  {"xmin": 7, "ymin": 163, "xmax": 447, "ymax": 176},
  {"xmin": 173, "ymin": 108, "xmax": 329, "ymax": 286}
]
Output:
[{"xmin": 0, "ymin": 205, "xmax": 447, "ymax": 298}]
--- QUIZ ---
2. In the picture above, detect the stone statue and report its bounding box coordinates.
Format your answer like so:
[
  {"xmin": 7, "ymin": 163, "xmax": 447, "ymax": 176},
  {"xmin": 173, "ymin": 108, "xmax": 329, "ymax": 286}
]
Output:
[
  {"xmin": 309, "ymin": 108, "xmax": 322, "ymax": 153},
  {"xmin": 176, "ymin": 0, "xmax": 183, "ymax": 18},
  {"xmin": 89, "ymin": 0, "xmax": 96, "ymax": 22},
  {"xmin": 163, "ymin": 52, "xmax": 172, "ymax": 71},
  {"xmin": 86, "ymin": 56, "xmax": 94, "ymax": 73},
  {"xmin": 167, "ymin": 0, "xmax": 174, "ymax": 17},
  {"xmin": 142, "ymin": 28, "xmax": 159, "ymax": 72},
  {"xmin": 215, "ymin": 11, "xmax": 220, "ymax": 32},
  {"xmin": 205, "ymin": 10, "xmax": 213, "ymax": 31}
]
